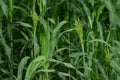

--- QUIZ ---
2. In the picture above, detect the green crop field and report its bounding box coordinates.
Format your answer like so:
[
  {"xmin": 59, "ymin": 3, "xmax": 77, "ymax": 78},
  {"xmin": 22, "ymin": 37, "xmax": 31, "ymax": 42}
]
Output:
[{"xmin": 0, "ymin": 0, "xmax": 120, "ymax": 80}]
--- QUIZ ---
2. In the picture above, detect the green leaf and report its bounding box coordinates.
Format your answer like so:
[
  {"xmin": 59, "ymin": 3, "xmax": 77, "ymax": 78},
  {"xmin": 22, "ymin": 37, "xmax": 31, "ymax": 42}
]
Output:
[
  {"xmin": 51, "ymin": 21, "xmax": 67, "ymax": 55},
  {"xmin": 0, "ymin": 36, "xmax": 11, "ymax": 62},
  {"xmin": 0, "ymin": 68, "xmax": 9, "ymax": 74},
  {"xmin": 17, "ymin": 56, "xmax": 30, "ymax": 80},
  {"xmin": 24, "ymin": 56, "xmax": 45, "ymax": 80},
  {"xmin": 96, "ymin": 4, "xmax": 105, "ymax": 21},
  {"xmin": 53, "ymin": 21, "xmax": 67, "ymax": 34},
  {"xmin": 103, "ymin": 0, "xmax": 118, "ymax": 27},
  {"xmin": 33, "ymin": 35, "xmax": 40, "ymax": 57},
  {"xmin": 94, "ymin": 59, "xmax": 107, "ymax": 79},
  {"xmin": 0, "ymin": 0, "xmax": 8, "ymax": 19},
  {"xmin": 69, "ymin": 52, "xmax": 83, "ymax": 58},
  {"xmin": 63, "ymin": 63, "xmax": 75, "ymax": 69},
  {"xmin": 39, "ymin": 18, "xmax": 50, "ymax": 57},
  {"xmin": 39, "ymin": 18, "xmax": 50, "ymax": 35},
  {"xmin": 48, "ymin": 18, "xmax": 55, "ymax": 24},
  {"xmin": 89, "ymin": 0, "xmax": 94, "ymax": 6},
  {"xmin": 58, "ymin": 72, "xmax": 76, "ymax": 80},
  {"xmin": 16, "ymin": 21, "xmax": 32, "ymax": 28},
  {"xmin": 110, "ymin": 58, "xmax": 120, "ymax": 76},
  {"xmin": 36, "ymin": 69, "xmax": 55, "ymax": 73},
  {"xmin": 97, "ymin": 21, "xmax": 103, "ymax": 40},
  {"xmin": 49, "ymin": 59, "xmax": 75, "ymax": 69},
  {"xmin": 14, "ymin": 6, "xmax": 29, "ymax": 16}
]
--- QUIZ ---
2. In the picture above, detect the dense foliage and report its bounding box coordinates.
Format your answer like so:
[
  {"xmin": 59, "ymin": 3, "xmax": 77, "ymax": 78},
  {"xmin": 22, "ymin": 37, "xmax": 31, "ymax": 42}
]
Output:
[{"xmin": 0, "ymin": 0, "xmax": 120, "ymax": 80}]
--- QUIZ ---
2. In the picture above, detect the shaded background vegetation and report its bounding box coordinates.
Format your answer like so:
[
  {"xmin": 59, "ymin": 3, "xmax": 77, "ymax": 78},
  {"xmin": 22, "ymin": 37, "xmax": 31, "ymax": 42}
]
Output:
[{"xmin": 0, "ymin": 0, "xmax": 120, "ymax": 80}]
